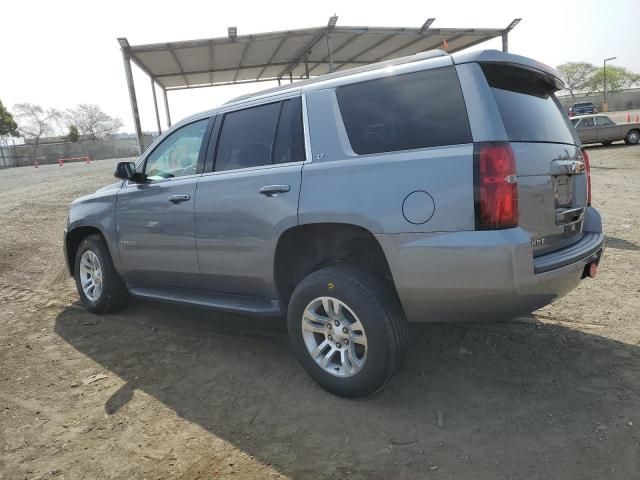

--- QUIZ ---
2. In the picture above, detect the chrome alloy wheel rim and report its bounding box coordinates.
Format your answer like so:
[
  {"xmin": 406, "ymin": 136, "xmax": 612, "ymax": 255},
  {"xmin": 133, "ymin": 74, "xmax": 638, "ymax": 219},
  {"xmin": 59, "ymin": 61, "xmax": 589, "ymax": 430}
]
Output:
[
  {"xmin": 301, "ymin": 296, "xmax": 368, "ymax": 377},
  {"xmin": 629, "ymin": 131, "xmax": 639, "ymax": 144},
  {"xmin": 79, "ymin": 250, "xmax": 103, "ymax": 302}
]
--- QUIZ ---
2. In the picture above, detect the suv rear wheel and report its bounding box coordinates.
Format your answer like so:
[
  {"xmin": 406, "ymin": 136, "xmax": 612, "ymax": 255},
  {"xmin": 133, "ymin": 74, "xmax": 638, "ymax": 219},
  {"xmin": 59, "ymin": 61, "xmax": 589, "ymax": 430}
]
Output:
[
  {"xmin": 287, "ymin": 265, "xmax": 408, "ymax": 397},
  {"xmin": 74, "ymin": 234, "xmax": 128, "ymax": 314}
]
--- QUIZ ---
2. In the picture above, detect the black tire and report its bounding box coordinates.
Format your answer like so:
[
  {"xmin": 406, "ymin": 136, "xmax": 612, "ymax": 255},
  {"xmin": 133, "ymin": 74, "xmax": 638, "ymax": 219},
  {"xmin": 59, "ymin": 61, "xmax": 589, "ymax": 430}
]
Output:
[
  {"xmin": 74, "ymin": 234, "xmax": 128, "ymax": 314},
  {"xmin": 601, "ymin": 141, "xmax": 613, "ymax": 146},
  {"xmin": 287, "ymin": 264, "xmax": 408, "ymax": 398},
  {"xmin": 624, "ymin": 129, "xmax": 640, "ymax": 145}
]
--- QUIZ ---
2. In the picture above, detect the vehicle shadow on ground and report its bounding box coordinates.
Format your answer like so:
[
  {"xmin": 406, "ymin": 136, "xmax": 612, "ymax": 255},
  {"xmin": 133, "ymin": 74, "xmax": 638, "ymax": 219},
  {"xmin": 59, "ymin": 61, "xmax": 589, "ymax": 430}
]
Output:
[{"xmin": 54, "ymin": 301, "xmax": 640, "ymax": 479}]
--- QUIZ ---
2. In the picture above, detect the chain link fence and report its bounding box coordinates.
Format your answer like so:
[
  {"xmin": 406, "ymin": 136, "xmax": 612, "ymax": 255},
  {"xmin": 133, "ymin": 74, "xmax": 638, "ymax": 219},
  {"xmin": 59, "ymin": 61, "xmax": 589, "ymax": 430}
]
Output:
[{"xmin": 0, "ymin": 135, "xmax": 155, "ymax": 169}]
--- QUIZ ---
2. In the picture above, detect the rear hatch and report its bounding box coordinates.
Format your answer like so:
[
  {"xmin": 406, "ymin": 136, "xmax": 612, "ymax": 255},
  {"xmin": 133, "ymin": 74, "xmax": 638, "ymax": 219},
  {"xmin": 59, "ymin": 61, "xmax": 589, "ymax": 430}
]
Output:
[{"xmin": 481, "ymin": 63, "xmax": 587, "ymax": 256}]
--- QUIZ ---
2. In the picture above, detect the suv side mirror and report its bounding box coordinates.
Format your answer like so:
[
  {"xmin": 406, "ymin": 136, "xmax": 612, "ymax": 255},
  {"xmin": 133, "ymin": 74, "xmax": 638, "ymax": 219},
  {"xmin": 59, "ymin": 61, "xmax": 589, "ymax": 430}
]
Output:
[{"xmin": 114, "ymin": 162, "xmax": 144, "ymax": 182}]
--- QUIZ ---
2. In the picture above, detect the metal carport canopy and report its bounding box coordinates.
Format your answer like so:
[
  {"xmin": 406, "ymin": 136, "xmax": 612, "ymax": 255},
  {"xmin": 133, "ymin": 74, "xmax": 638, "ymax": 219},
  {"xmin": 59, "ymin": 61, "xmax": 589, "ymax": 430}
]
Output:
[{"xmin": 117, "ymin": 17, "xmax": 521, "ymax": 152}]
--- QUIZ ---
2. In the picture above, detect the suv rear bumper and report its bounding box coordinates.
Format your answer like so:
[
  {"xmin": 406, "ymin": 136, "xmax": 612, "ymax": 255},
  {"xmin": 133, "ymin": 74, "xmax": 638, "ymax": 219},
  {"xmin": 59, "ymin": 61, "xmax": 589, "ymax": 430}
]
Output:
[{"xmin": 376, "ymin": 207, "xmax": 604, "ymax": 323}]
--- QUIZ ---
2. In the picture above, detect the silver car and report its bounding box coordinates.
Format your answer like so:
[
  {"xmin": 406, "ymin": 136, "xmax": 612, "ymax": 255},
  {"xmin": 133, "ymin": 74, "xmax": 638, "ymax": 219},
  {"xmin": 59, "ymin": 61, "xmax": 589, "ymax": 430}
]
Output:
[
  {"xmin": 64, "ymin": 49, "xmax": 604, "ymax": 397},
  {"xmin": 571, "ymin": 114, "xmax": 640, "ymax": 145}
]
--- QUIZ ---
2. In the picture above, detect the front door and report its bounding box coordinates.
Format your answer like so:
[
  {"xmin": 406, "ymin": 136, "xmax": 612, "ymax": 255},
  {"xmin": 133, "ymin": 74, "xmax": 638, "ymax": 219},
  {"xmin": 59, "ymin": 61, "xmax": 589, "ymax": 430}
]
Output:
[
  {"xmin": 595, "ymin": 115, "xmax": 622, "ymax": 142},
  {"xmin": 116, "ymin": 118, "xmax": 210, "ymax": 287},
  {"xmin": 195, "ymin": 98, "xmax": 306, "ymax": 298}
]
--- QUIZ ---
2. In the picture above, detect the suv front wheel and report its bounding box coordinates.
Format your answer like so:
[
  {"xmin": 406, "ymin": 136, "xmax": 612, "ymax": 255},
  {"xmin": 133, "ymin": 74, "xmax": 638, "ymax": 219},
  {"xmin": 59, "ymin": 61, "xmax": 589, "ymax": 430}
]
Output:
[
  {"xmin": 287, "ymin": 265, "xmax": 408, "ymax": 397},
  {"xmin": 74, "ymin": 234, "xmax": 128, "ymax": 314}
]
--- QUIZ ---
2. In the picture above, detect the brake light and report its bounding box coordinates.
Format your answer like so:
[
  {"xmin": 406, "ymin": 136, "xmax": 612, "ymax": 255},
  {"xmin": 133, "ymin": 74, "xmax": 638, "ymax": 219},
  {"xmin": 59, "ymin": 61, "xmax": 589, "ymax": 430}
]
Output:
[
  {"xmin": 474, "ymin": 142, "xmax": 519, "ymax": 230},
  {"xmin": 582, "ymin": 148, "xmax": 591, "ymax": 206}
]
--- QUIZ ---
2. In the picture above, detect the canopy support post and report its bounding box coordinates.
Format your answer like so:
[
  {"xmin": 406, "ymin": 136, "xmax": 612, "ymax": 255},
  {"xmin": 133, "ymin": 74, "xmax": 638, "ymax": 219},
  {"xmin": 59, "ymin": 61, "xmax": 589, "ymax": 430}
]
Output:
[
  {"xmin": 151, "ymin": 79, "xmax": 162, "ymax": 135},
  {"xmin": 326, "ymin": 34, "xmax": 334, "ymax": 72},
  {"xmin": 121, "ymin": 48, "xmax": 144, "ymax": 155},
  {"xmin": 502, "ymin": 32, "xmax": 508, "ymax": 52},
  {"xmin": 162, "ymin": 87, "xmax": 172, "ymax": 127}
]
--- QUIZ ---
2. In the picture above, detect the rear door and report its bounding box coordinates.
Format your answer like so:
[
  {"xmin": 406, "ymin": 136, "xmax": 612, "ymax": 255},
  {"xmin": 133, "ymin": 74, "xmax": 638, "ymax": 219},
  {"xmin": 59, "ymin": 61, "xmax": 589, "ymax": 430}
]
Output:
[
  {"xmin": 194, "ymin": 97, "xmax": 305, "ymax": 298},
  {"xmin": 481, "ymin": 63, "xmax": 588, "ymax": 256},
  {"xmin": 575, "ymin": 117, "xmax": 597, "ymax": 143}
]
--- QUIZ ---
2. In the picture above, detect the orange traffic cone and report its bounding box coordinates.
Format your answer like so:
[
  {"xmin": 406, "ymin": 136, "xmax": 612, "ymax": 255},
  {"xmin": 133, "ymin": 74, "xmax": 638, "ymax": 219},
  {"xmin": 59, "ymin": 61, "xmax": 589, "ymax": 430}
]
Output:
[
  {"xmin": 85, "ymin": 156, "xmax": 91, "ymax": 164},
  {"xmin": 626, "ymin": 113, "xmax": 631, "ymax": 123},
  {"xmin": 58, "ymin": 158, "xmax": 64, "ymax": 166}
]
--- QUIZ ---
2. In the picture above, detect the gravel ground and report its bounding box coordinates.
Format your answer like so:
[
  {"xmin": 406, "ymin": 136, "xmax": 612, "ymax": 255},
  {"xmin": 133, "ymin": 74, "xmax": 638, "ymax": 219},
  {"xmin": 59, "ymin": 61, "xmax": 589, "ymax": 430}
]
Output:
[{"xmin": 0, "ymin": 146, "xmax": 639, "ymax": 479}]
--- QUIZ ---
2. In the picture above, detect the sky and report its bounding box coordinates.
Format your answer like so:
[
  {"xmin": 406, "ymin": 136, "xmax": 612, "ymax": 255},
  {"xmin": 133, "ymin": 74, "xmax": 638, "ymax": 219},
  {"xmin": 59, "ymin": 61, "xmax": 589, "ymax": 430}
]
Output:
[{"xmin": 1, "ymin": 0, "xmax": 639, "ymax": 134}]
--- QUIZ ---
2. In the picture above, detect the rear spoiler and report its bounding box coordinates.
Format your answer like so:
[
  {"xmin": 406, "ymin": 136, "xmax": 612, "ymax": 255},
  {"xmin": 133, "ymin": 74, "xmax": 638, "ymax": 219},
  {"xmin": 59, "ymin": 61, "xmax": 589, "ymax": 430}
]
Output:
[{"xmin": 452, "ymin": 49, "xmax": 564, "ymax": 91}]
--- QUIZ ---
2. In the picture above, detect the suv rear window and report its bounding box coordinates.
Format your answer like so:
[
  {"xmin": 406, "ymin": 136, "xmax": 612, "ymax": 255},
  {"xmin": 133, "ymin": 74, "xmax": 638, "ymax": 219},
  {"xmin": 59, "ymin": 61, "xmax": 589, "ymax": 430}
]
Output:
[
  {"xmin": 482, "ymin": 63, "xmax": 576, "ymax": 145},
  {"xmin": 336, "ymin": 66, "xmax": 472, "ymax": 155}
]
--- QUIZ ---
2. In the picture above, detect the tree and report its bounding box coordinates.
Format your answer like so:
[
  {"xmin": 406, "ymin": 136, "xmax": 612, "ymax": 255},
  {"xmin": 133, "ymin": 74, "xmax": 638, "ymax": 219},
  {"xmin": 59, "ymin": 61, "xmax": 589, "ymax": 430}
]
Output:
[
  {"xmin": 66, "ymin": 124, "xmax": 80, "ymax": 142},
  {"xmin": 587, "ymin": 65, "xmax": 640, "ymax": 94},
  {"xmin": 65, "ymin": 104, "xmax": 123, "ymax": 139},
  {"xmin": 0, "ymin": 99, "xmax": 18, "ymax": 138},
  {"xmin": 556, "ymin": 62, "xmax": 598, "ymax": 97},
  {"xmin": 13, "ymin": 103, "xmax": 60, "ymax": 157}
]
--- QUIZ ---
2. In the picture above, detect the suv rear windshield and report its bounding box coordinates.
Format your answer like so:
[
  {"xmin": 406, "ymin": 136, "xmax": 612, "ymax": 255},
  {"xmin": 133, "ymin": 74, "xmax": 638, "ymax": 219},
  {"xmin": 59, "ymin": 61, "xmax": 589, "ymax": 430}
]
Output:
[
  {"xmin": 482, "ymin": 63, "xmax": 576, "ymax": 145},
  {"xmin": 573, "ymin": 102, "xmax": 593, "ymax": 107},
  {"xmin": 336, "ymin": 66, "xmax": 472, "ymax": 155}
]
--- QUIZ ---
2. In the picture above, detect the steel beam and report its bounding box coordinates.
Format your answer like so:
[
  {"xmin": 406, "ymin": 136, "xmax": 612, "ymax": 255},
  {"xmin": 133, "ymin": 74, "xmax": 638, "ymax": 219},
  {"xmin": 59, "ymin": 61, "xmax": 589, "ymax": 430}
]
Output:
[
  {"xmin": 121, "ymin": 50, "xmax": 144, "ymax": 155},
  {"xmin": 151, "ymin": 79, "xmax": 162, "ymax": 135},
  {"xmin": 233, "ymin": 41, "xmax": 251, "ymax": 82},
  {"xmin": 256, "ymin": 36, "xmax": 287, "ymax": 80},
  {"xmin": 169, "ymin": 49, "xmax": 189, "ymax": 86},
  {"xmin": 162, "ymin": 88, "xmax": 171, "ymax": 127},
  {"xmin": 371, "ymin": 32, "xmax": 433, "ymax": 63},
  {"xmin": 502, "ymin": 32, "xmax": 508, "ymax": 52},
  {"xmin": 277, "ymin": 30, "xmax": 326, "ymax": 79},
  {"xmin": 333, "ymin": 35, "xmax": 394, "ymax": 71},
  {"xmin": 307, "ymin": 32, "xmax": 360, "ymax": 75}
]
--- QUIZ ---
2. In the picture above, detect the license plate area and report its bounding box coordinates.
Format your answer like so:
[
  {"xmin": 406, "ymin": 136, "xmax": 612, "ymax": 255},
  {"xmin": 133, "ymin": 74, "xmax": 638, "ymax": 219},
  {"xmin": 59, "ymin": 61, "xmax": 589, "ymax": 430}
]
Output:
[{"xmin": 553, "ymin": 174, "xmax": 574, "ymax": 208}]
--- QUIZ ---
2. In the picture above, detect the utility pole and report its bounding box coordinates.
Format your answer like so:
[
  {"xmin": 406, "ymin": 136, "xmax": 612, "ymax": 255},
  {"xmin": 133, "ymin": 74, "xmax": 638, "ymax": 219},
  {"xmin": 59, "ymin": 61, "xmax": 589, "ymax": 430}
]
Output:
[{"xmin": 603, "ymin": 56, "xmax": 616, "ymax": 111}]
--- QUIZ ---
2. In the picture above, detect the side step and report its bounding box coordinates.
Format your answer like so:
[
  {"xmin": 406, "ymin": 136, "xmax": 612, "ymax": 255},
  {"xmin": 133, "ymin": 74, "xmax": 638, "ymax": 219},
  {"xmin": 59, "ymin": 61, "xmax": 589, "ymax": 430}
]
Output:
[{"xmin": 127, "ymin": 285, "xmax": 283, "ymax": 317}]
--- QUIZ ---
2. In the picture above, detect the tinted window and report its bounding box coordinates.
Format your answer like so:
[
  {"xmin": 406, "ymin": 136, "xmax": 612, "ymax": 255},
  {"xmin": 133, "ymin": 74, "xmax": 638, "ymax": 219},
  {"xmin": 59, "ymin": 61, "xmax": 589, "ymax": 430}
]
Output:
[
  {"xmin": 215, "ymin": 103, "xmax": 280, "ymax": 172},
  {"xmin": 578, "ymin": 117, "xmax": 595, "ymax": 127},
  {"xmin": 482, "ymin": 63, "xmax": 576, "ymax": 145},
  {"xmin": 273, "ymin": 98, "xmax": 305, "ymax": 164},
  {"xmin": 336, "ymin": 67, "xmax": 472, "ymax": 155},
  {"xmin": 595, "ymin": 116, "xmax": 614, "ymax": 126},
  {"xmin": 144, "ymin": 119, "xmax": 208, "ymax": 181}
]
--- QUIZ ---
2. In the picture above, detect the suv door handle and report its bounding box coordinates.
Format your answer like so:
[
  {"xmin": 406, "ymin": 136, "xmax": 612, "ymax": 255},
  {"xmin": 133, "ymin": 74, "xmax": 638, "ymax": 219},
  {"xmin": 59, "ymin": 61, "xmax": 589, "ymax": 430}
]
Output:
[
  {"xmin": 259, "ymin": 185, "xmax": 290, "ymax": 197},
  {"xmin": 168, "ymin": 194, "xmax": 191, "ymax": 204}
]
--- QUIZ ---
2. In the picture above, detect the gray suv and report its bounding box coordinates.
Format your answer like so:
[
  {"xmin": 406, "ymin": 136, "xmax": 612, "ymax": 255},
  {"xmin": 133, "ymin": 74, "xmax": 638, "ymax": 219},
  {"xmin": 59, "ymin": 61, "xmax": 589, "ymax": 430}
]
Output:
[{"xmin": 65, "ymin": 49, "xmax": 604, "ymax": 397}]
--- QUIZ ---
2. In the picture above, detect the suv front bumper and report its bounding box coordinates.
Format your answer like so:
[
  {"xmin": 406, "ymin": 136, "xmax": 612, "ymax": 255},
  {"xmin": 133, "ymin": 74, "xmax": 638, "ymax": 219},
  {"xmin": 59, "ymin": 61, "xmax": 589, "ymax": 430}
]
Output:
[{"xmin": 376, "ymin": 207, "xmax": 604, "ymax": 323}]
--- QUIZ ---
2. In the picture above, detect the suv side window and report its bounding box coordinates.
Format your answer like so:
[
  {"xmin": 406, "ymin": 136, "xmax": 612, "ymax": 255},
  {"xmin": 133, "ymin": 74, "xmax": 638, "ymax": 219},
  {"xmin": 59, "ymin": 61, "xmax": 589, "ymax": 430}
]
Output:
[
  {"xmin": 215, "ymin": 102, "xmax": 280, "ymax": 172},
  {"xmin": 144, "ymin": 119, "xmax": 208, "ymax": 182},
  {"xmin": 595, "ymin": 116, "xmax": 614, "ymax": 126},
  {"xmin": 335, "ymin": 66, "xmax": 472, "ymax": 155},
  {"xmin": 273, "ymin": 98, "xmax": 305, "ymax": 164}
]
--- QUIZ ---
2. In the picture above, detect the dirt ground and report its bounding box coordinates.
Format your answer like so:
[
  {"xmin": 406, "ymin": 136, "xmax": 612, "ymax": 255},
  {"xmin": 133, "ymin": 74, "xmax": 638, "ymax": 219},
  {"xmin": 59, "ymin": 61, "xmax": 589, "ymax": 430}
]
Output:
[{"xmin": 1, "ymin": 144, "xmax": 639, "ymax": 480}]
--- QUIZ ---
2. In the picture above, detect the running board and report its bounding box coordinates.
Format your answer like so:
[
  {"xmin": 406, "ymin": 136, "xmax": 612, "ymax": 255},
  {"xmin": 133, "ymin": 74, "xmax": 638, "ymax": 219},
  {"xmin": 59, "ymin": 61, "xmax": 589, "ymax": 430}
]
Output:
[{"xmin": 127, "ymin": 285, "xmax": 283, "ymax": 317}]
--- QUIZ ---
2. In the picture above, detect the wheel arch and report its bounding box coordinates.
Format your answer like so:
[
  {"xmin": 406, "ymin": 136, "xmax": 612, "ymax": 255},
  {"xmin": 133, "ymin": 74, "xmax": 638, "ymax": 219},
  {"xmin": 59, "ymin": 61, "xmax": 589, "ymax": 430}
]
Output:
[
  {"xmin": 273, "ymin": 222, "xmax": 399, "ymax": 307},
  {"xmin": 65, "ymin": 225, "xmax": 108, "ymax": 276}
]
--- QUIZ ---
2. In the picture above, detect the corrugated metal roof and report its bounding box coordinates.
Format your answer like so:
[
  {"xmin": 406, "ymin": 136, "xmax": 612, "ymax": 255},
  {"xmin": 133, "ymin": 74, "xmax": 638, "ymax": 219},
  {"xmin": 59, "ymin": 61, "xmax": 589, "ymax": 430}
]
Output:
[{"xmin": 119, "ymin": 19, "xmax": 520, "ymax": 91}]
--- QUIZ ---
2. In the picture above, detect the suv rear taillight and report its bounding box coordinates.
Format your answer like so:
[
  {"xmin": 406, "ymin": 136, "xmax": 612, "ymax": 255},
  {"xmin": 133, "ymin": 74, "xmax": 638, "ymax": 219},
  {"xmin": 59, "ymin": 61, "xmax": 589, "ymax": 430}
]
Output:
[
  {"xmin": 474, "ymin": 142, "xmax": 519, "ymax": 230},
  {"xmin": 582, "ymin": 147, "xmax": 591, "ymax": 206}
]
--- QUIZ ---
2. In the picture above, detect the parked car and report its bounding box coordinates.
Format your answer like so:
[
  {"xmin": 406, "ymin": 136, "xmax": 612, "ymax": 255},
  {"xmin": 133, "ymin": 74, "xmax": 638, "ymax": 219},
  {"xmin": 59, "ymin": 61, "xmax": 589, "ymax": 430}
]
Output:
[
  {"xmin": 571, "ymin": 114, "xmax": 640, "ymax": 145},
  {"xmin": 569, "ymin": 101, "xmax": 598, "ymax": 116},
  {"xmin": 65, "ymin": 49, "xmax": 604, "ymax": 397}
]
